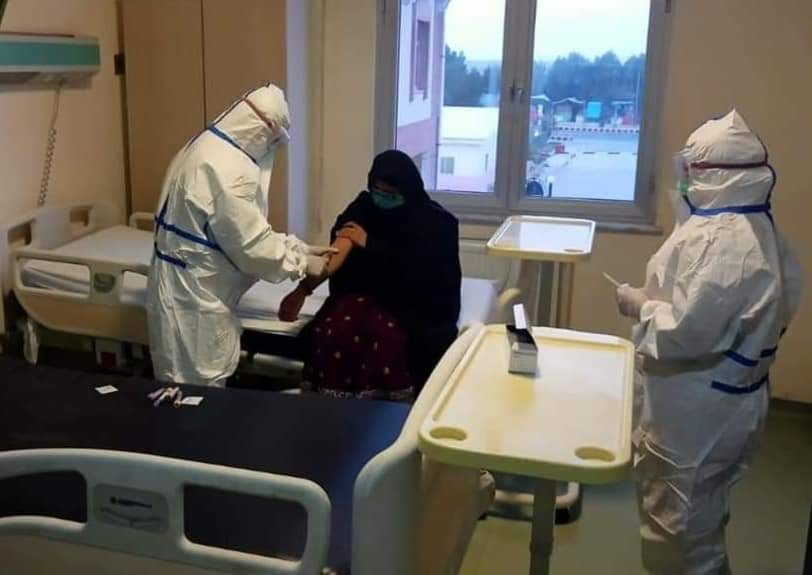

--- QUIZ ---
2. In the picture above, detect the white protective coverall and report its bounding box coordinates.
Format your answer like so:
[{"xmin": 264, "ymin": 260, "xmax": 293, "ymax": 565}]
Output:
[
  {"xmin": 630, "ymin": 110, "xmax": 803, "ymax": 574},
  {"xmin": 147, "ymin": 84, "xmax": 308, "ymax": 386}
]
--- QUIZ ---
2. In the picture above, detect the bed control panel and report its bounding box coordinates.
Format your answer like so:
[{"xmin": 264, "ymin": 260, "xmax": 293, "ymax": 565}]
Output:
[{"xmin": 94, "ymin": 484, "xmax": 169, "ymax": 533}]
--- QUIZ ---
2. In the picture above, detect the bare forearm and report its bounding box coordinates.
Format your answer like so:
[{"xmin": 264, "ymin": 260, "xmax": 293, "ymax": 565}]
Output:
[{"xmin": 299, "ymin": 237, "xmax": 352, "ymax": 294}]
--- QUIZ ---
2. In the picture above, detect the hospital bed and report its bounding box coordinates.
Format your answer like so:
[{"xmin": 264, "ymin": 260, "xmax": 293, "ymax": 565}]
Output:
[
  {"xmin": 0, "ymin": 203, "xmax": 518, "ymax": 368},
  {"xmin": 0, "ymin": 323, "xmax": 494, "ymax": 574}
]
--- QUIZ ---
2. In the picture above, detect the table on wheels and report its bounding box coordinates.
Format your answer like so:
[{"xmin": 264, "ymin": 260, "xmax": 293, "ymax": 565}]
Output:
[
  {"xmin": 419, "ymin": 325, "xmax": 634, "ymax": 574},
  {"xmin": 486, "ymin": 215, "xmax": 595, "ymax": 329},
  {"xmin": 486, "ymin": 215, "xmax": 597, "ymax": 519}
]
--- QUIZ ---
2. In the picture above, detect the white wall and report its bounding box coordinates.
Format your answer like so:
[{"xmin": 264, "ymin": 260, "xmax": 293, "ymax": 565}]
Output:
[
  {"xmin": 442, "ymin": 143, "xmax": 483, "ymax": 176},
  {"xmin": 312, "ymin": 0, "xmax": 377, "ymax": 240},
  {"xmin": 0, "ymin": 0, "xmax": 127, "ymax": 224},
  {"xmin": 316, "ymin": 0, "xmax": 811, "ymax": 402},
  {"xmin": 286, "ymin": 0, "xmax": 310, "ymax": 239}
]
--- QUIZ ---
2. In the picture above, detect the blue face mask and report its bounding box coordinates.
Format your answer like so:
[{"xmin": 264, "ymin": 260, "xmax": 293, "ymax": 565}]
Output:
[{"xmin": 369, "ymin": 188, "xmax": 405, "ymax": 210}]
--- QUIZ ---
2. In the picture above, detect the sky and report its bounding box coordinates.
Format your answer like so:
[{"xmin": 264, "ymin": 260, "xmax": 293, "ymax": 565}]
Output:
[{"xmin": 445, "ymin": 0, "xmax": 651, "ymax": 62}]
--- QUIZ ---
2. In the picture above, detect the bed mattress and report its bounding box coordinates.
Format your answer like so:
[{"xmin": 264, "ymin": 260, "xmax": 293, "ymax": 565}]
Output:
[{"xmin": 19, "ymin": 226, "xmax": 498, "ymax": 334}]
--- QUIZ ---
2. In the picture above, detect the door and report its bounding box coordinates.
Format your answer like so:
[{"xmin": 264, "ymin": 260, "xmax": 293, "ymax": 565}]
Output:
[
  {"xmin": 202, "ymin": 0, "xmax": 288, "ymax": 231},
  {"xmin": 122, "ymin": 0, "xmax": 205, "ymax": 214}
]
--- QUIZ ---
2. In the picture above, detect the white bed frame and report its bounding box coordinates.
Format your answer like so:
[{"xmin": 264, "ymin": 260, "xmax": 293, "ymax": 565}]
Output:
[
  {"xmin": 0, "ymin": 324, "xmax": 492, "ymax": 574},
  {"xmin": 0, "ymin": 203, "xmax": 151, "ymax": 346},
  {"xmin": 0, "ymin": 449, "xmax": 331, "ymax": 575},
  {"xmin": 0, "ymin": 202, "xmax": 520, "ymax": 357}
]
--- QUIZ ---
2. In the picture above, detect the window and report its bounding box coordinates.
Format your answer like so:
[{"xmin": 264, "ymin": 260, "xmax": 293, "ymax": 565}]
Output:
[
  {"xmin": 440, "ymin": 156, "xmax": 455, "ymax": 175},
  {"xmin": 376, "ymin": 0, "xmax": 669, "ymax": 224},
  {"xmin": 413, "ymin": 20, "xmax": 430, "ymax": 95}
]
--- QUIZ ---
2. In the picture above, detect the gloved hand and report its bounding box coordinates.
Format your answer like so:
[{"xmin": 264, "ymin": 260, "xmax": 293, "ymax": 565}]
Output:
[
  {"xmin": 616, "ymin": 284, "xmax": 648, "ymax": 319},
  {"xmin": 305, "ymin": 254, "xmax": 329, "ymax": 277},
  {"xmin": 305, "ymin": 245, "xmax": 339, "ymax": 257}
]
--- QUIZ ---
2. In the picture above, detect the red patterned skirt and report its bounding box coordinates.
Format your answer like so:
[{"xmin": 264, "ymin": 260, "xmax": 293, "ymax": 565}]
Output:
[{"xmin": 301, "ymin": 294, "xmax": 414, "ymax": 401}]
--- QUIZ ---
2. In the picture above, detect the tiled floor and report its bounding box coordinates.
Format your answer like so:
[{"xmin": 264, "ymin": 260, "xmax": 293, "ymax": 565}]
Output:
[{"xmin": 461, "ymin": 401, "xmax": 812, "ymax": 574}]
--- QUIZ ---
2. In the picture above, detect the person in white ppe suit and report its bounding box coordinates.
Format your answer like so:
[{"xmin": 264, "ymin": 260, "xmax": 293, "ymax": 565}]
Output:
[
  {"xmin": 616, "ymin": 110, "xmax": 802, "ymax": 574},
  {"xmin": 147, "ymin": 83, "xmax": 331, "ymax": 387}
]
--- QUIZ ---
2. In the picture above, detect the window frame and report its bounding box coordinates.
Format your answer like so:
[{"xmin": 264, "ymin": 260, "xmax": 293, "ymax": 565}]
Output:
[
  {"xmin": 375, "ymin": 0, "xmax": 670, "ymax": 226},
  {"xmin": 439, "ymin": 156, "xmax": 455, "ymax": 175},
  {"xmin": 413, "ymin": 18, "xmax": 431, "ymax": 96}
]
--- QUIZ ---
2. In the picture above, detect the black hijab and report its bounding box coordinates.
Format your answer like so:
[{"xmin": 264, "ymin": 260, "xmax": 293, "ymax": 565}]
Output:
[
  {"xmin": 319, "ymin": 149, "xmax": 462, "ymax": 386},
  {"xmin": 328, "ymin": 150, "xmax": 461, "ymax": 328},
  {"xmin": 366, "ymin": 149, "xmax": 431, "ymax": 206}
]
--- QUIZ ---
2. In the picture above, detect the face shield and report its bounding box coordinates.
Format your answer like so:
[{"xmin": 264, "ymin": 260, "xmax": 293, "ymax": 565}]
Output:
[
  {"xmin": 669, "ymin": 151, "xmax": 692, "ymax": 225},
  {"xmin": 673, "ymin": 152, "xmax": 690, "ymax": 196},
  {"xmin": 243, "ymin": 96, "xmax": 290, "ymax": 154},
  {"xmin": 255, "ymin": 126, "xmax": 290, "ymax": 219},
  {"xmin": 268, "ymin": 125, "xmax": 290, "ymax": 153}
]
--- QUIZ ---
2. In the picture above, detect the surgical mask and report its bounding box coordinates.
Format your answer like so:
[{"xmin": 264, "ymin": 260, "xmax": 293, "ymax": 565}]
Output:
[
  {"xmin": 676, "ymin": 177, "xmax": 689, "ymax": 196},
  {"xmin": 369, "ymin": 189, "xmax": 405, "ymax": 210}
]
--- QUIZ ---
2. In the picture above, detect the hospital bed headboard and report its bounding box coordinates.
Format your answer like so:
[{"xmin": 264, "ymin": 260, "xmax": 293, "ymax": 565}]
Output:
[
  {"xmin": 351, "ymin": 323, "xmax": 484, "ymax": 575},
  {"xmin": 0, "ymin": 448, "xmax": 331, "ymax": 575},
  {"xmin": 0, "ymin": 203, "xmax": 117, "ymax": 335}
]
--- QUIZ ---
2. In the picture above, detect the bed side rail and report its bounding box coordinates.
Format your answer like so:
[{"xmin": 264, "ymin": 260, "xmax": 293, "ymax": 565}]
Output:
[
  {"xmin": 12, "ymin": 246, "xmax": 149, "ymax": 303},
  {"xmin": 351, "ymin": 323, "xmax": 484, "ymax": 575},
  {"xmin": 0, "ymin": 214, "xmax": 36, "ymax": 334},
  {"xmin": 11, "ymin": 246, "xmax": 151, "ymax": 344},
  {"xmin": 0, "ymin": 203, "xmax": 117, "ymax": 334},
  {"xmin": 459, "ymin": 239, "xmax": 522, "ymax": 323},
  {"xmin": 0, "ymin": 448, "xmax": 331, "ymax": 575}
]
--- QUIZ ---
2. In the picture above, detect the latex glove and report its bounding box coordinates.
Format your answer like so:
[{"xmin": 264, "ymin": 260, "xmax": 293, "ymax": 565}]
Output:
[
  {"xmin": 305, "ymin": 245, "xmax": 339, "ymax": 257},
  {"xmin": 279, "ymin": 286, "xmax": 308, "ymax": 322},
  {"xmin": 305, "ymin": 254, "xmax": 329, "ymax": 277},
  {"xmin": 616, "ymin": 284, "xmax": 648, "ymax": 319}
]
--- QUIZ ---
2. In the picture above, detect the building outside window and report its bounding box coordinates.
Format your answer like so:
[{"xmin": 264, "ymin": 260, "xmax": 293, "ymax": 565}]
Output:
[
  {"xmin": 440, "ymin": 156, "xmax": 455, "ymax": 175},
  {"xmin": 379, "ymin": 0, "xmax": 668, "ymax": 224},
  {"xmin": 413, "ymin": 19, "xmax": 431, "ymax": 96}
]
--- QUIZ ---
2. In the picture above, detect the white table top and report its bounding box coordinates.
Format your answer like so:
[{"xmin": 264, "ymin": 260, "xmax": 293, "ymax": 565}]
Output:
[
  {"xmin": 419, "ymin": 325, "xmax": 634, "ymax": 484},
  {"xmin": 486, "ymin": 216, "xmax": 596, "ymax": 263}
]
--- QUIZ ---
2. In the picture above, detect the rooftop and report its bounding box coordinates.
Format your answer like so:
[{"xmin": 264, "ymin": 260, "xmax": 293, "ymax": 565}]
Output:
[{"xmin": 440, "ymin": 106, "xmax": 499, "ymax": 140}]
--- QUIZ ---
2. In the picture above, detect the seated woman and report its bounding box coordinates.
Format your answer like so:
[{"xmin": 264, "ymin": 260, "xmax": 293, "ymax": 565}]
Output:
[{"xmin": 279, "ymin": 150, "xmax": 461, "ymax": 400}]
